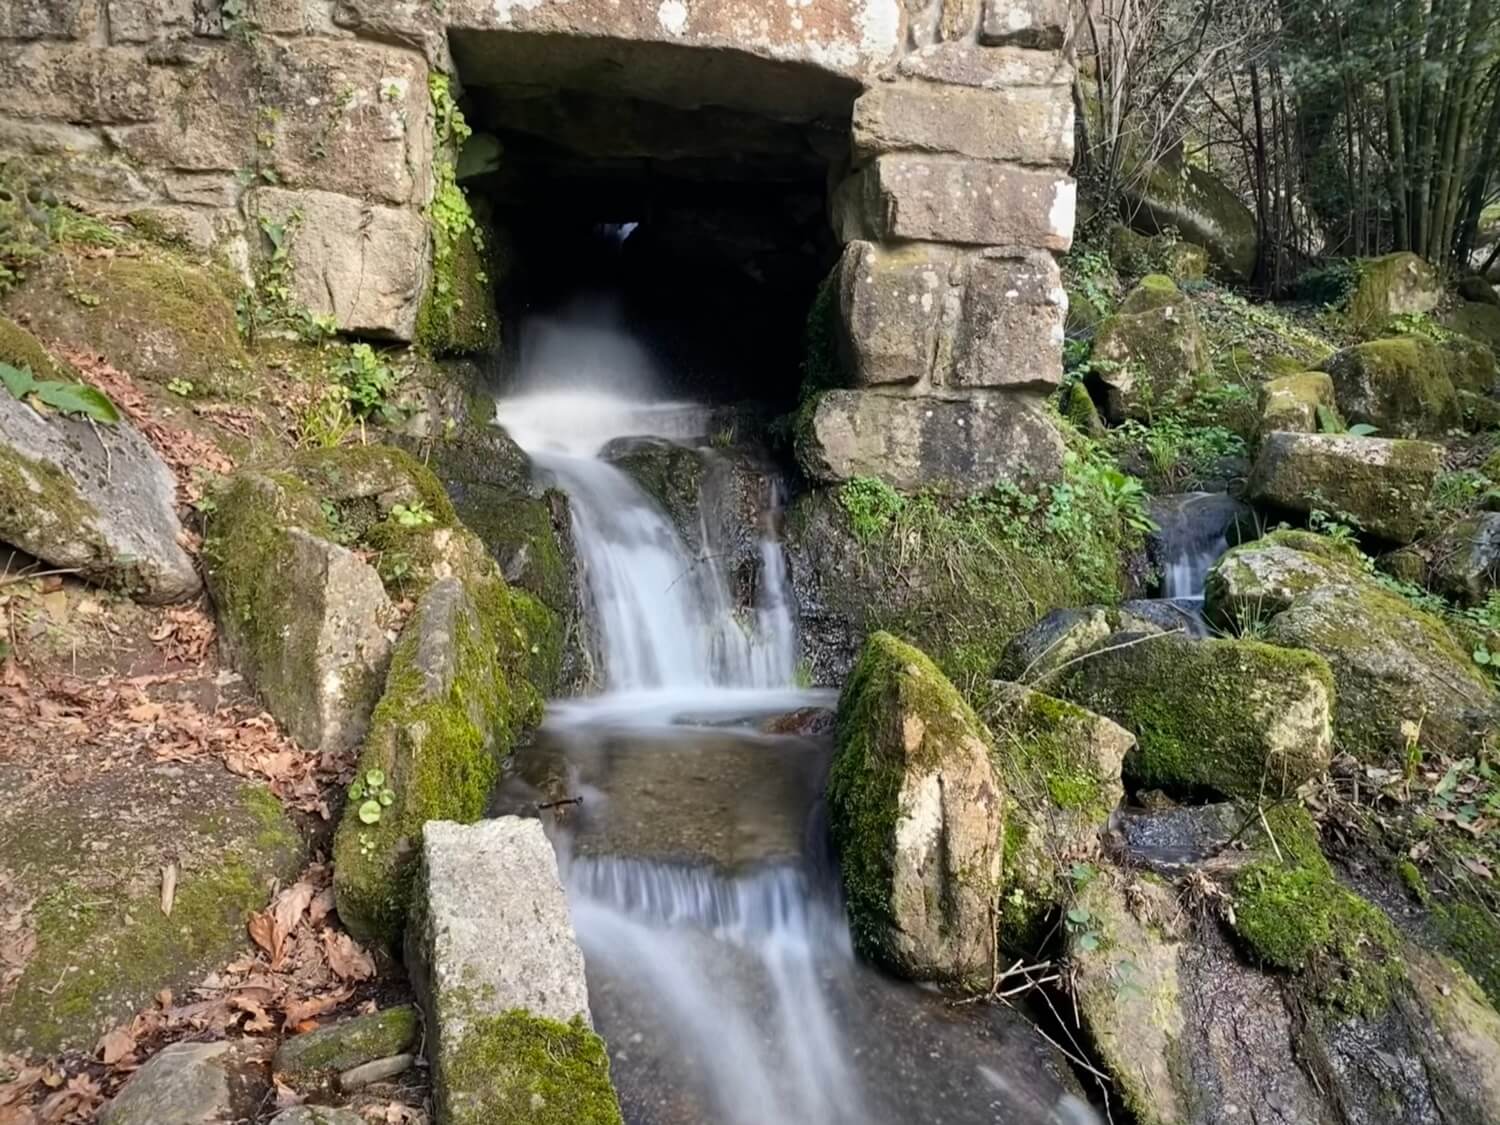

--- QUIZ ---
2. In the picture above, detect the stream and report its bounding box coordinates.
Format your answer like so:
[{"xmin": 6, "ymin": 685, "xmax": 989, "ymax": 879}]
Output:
[{"xmin": 490, "ymin": 305, "xmax": 1097, "ymax": 1125}]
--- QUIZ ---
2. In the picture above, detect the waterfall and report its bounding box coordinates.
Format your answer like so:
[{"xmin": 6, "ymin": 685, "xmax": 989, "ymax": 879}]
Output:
[{"xmin": 493, "ymin": 298, "xmax": 1094, "ymax": 1125}]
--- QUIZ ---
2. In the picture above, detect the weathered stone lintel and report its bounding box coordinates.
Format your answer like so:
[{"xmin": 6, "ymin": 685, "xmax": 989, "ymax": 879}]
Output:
[
  {"xmin": 836, "ymin": 240, "xmax": 1064, "ymax": 391},
  {"xmin": 852, "ymin": 80, "xmax": 1073, "ymax": 167},
  {"xmin": 979, "ymin": 0, "xmax": 1069, "ymax": 49},
  {"xmin": 834, "ymin": 155, "xmax": 1075, "ymax": 251}
]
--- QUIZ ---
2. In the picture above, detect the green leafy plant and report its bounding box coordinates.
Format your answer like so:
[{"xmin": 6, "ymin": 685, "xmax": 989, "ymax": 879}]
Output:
[
  {"xmin": 167, "ymin": 378, "xmax": 194, "ymax": 397},
  {"xmin": 839, "ymin": 476, "xmax": 906, "ymax": 543},
  {"xmin": 1, "ymin": 361, "xmax": 120, "ymax": 424},
  {"xmin": 390, "ymin": 500, "xmax": 435, "ymax": 528},
  {"xmin": 332, "ymin": 343, "xmax": 403, "ymax": 422}
]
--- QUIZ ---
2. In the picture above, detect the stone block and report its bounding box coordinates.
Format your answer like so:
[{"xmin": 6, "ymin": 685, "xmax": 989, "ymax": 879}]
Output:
[
  {"xmin": 836, "ymin": 240, "xmax": 956, "ymax": 387},
  {"xmin": 1250, "ymin": 432, "xmax": 1442, "ymax": 544},
  {"xmin": 980, "ymin": 0, "xmax": 1069, "ymax": 48},
  {"xmin": 0, "ymin": 45, "xmax": 153, "ymax": 124},
  {"xmin": 105, "ymin": 0, "xmax": 194, "ymax": 42},
  {"xmin": 897, "ymin": 42, "xmax": 1071, "ymax": 89},
  {"xmin": 105, "ymin": 49, "xmax": 260, "ymax": 171},
  {"xmin": 0, "ymin": 0, "xmax": 92, "ymax": 39},
  {"xmin": 834, "ymin": 155, "xmax": 1074, "ymax": 250},
  {"xmin": 948, "ymin": 250, "xmax": 1065, "ymax": 389},
  {"xmin": 797, "ymin": 388, "xmax": 1066, "ymax": 491},
  {"xmin": 261, "ymin": 39, "xmax": 432, "ymax": 206},
  {"xmin": 248, "ymin": 187, "xmax": 430, "ymax": 340},
  {"xmin": 853, "ymin": 80, "xmax": 1072, "ymax": 166}
]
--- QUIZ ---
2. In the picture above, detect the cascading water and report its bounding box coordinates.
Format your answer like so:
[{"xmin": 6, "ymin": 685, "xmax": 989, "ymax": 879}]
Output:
[{"xmin": 494, "ymin": 295, "xmax": 1095, "ymax": 1125}]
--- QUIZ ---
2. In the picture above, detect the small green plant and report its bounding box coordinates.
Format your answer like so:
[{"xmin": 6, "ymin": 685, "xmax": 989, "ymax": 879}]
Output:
[
  {"xmin": 0, "ymin": 361, "xmax": 119, "ymax": 424},
  {"xmin": 1065, "ymin": 904, "xmax": 1103, "ymax": 953},
  {"xmin": 319, "ymin": 499, "xmax": 360, "ymax": 545},
  {"xmin": 349, "ymin": 767, "xmax": 396, "ymax": 825},
  {"xmin": 839, "ymin": 476, "xmax": 906, "ymax": 543},
  {"xmin": 390, "ymin": 500, "xmax": 435, "ymax": 527},
  {"xmin": 295, "ymin": 383, "xmax": 356, "ymax": 449},
  {"xmin": 332, "ymin": 343, "xmax": 403, "ymax": 422},
  {"xmin": 167, "ymin": 378, "xmax": 194, "ymax": 397}
]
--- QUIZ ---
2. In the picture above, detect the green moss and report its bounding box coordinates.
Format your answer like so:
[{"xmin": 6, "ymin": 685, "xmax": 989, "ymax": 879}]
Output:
[
  {"xmin": 7, "ymin": 784, "xmax": 301, "ymax": 1053},
  {"xmin": 1322, "ymin": 335, "xmax": 1481, "ymax": 435},
  {"xmin": 0, "ymin": 315, "xmax": 72, "ymax": 380},
  {"xmin": 332, "ymin": 574, "xmax": 547, "ymax": 949},
  {"xmin": 1447, "ymin": 301, "xmax": 1500, "ymax": 354},
  {"xmin": 9, "ymin": 250, "xmax": 250, "ymax": 397},
  {"xmin": 1048, "ymin": 634, "xmax": 1335, "ymax": 798},
  {"xmin": 277, "ymin": 1005, "xmax": 420, "ymax": 1080},
  {"xmin": 982, "ymin": 687, "xmax": 1112, "ymax": 819},
  {"xmin": 1433, "ymin": 901, "xmax": 1500, "ymax": 1008},
  {"xmin": 1343, "ymin": 253, "xmax": 1439, "ymax": 336},
  {"xmin": 1231, "ymin": 805, "xmax": 1402, "ymax": 1017},
  {"xmin": 442, "ymin": 1011, "xmax": 622, "ymax": 1125},
  {"xmin": 1397, "ymin": 860, "xmax": 1430, "ymax": 903},
  {"xmin": 799, "ymin": 267, "xmax": 843, "ymax": 402},
  {"xmin": 826, "ymin": 632, "xmax": 993, "ymax": 966},
  {"xmin": 1062, "ymin": 380, "xmax": 1105, "ymax": 436}
]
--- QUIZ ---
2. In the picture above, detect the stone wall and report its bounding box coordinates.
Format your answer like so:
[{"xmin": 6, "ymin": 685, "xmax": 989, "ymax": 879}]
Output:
[{"xmin": 0, "ymin": 0, "xmax": 1075, "ymax": 488}]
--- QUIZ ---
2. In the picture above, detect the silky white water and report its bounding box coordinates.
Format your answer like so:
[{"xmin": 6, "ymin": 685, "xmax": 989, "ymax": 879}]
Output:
[{"xmin": 494, "ymin": 297, "xmax": 1095, "ymax": 1125}]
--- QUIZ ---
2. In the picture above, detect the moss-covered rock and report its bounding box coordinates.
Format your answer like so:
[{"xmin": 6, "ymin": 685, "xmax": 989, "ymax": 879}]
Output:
[
  {"xmin": 7, "ymin": 249, "xmax": 251, "ymax": 398},
  {"xmin": 827, "ymin": 632, "xmax": 1002, "ymax": 981},
  {"xmin": 1107, "ymin": 225, "xmax": 1208, "ymax": 282},
  {"xmin": 1204, "ymin": 530, "xmax": 1365, "ymax": 629},
  {"xmin": 1231, "ymin": 805, "xmax": 1402, "ymax": 1016},
  {"xmin": 203, "ymin": 471, "xmax": 395, "ymax": 754},
  {"xmin": 1249, "ymin": 430, "xmax": 1442, "ymax": 543},
  {"xmin": 274, "ymin": 1005, "xmax": 419, "ymax": 1087},
  {"xmin": 1321, "ymin": 335, "xmax": 1496, "ymax": 436},
  {"xmin": 1121, "ymin": 154, "xmax": 1258, "ymax": 281},
  {"xmin": 441, "ymin": 1012, "xmax": 622, "ymax": 1125},
  {"xmin": 1448, "ymin": 299, "xmax": 1500, "ymax": 355},
  {"xmin": 3, "ymin": 776, "xmax": 304, "ymax": 1055},
  {"xmin": 1263, "ymin": 580, "xmax": 1498, "ymax": 763},
  {"xmin": 1342, "ymin": 252, "xmax": 1441, "ymax": 337},
  {"xmin": 1061, "ymin": 380, "xmax": 1106, "ymax": 436},
  {"xmin": 1089, "ymin": 274, "xmax": 1210, "ymax": 421},
  {"xmin": 0, "ymin": 314, "xmax": 74, "ymax": 380},
  {"xmin": 604, "ymin": 436, "xmax": 707, "ymax": 545},
  {"xmin": 1258, "ymin": 370, "xmax": 1339, "ymax": 435},
  {"xmin": 332, "ymin": 576, "xmax": 550, "ymax": 949},
  {"xmin": 977, "ymin": 681, "xmax": 1132, "ymax": 944},
  {"xmin": 1045, "ymin": 632, "xmax": 1335, "ymax": 798},
  {"xmin": 1427, "ymin": 512, "xmax": 1500, "ymax": 606}
]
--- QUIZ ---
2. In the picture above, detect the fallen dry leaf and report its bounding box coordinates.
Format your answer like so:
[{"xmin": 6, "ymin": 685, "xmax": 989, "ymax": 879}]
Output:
[
  {"xmin": 322, "ymin": 929, "xmax": 376, "ymax": 982},
  {"xmin": 96, "ymin": 1027, "xmax": 136, "ymax": 1066}
]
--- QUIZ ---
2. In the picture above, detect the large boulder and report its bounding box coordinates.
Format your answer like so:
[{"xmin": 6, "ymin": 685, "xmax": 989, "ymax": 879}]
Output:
[
  {"xmin": 0, "ymin": 364, "xmax": 200, "ymax": 605},
  {"xmin": 1427, "ymin": 512, "xmax": 1500, "ymax": 605},
  {"xmin": 1320, "ymin": 335, "xmax": 1495, "ymax": 436},
  {"xmin": 1449, "ymin": 299, "xmax": 1500, "ymax": 353},
  {"xmin": 977, "ymin": 681, "xmax": 1133, "ymax": 944},
  {"xmin": 1258, "ymin": 371, "xmax": 1339, "ymax": 435},
  {"xmin": 795, "ymin": 388, "xmax": 1066, "ymax": 491},
  {"xmin": 1044, "ymin": 631, "xmax": 1335, "ymax": 799},
  {"xmin": 1264, "ymin": 580, "xmax": 1498, "ymax": 762},
  {"xmin": 1121, "ymin": 155, "xmax": 1258, "ymax": 281},
  {"xmin": 1249, "ymin": 431, "xmax": 1442, "ymax": 543},
  {"xmin": 333, "ymin": 576, "xmax": 551, "ymax": 949},
  {"xmin": 1342, "ymin": 252, "xmax": 1442, "ymax": 336},
  {"xmin": 1204, "ymin": 531, "xmax": 1365, "ymax": 628},
  {"xmin": 827, "ymin": 632, "xmax": 1003, "ymax": 981},
  {"xmin": 1088, "ymin": 274, "xmax": 1209, "ymax": 421},
  {"xmin": 204, "ymin": 472, "xmax": 396, "ymax": 755},
  {"xmin": 406, "ymin": 817, "xmax": 622, "ymax": 1125}
]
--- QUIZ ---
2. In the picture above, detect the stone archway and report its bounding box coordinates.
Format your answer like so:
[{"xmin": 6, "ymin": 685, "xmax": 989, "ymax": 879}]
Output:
[{"xmin": 0, "ymin": 0, "xmax": 1075, "ymax": 489}]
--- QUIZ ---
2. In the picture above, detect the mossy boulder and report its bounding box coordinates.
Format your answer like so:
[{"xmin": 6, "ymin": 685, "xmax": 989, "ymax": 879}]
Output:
[
  {"xmin": 1263, "ymin": 580, "xmax": 1498, "ymax": 763},
  {"xmin": 3, "ymin": 771, "xmax": 304, "ymax": 1055},
  {"xmin": 1321, "ymin": 335, "xmax": 1496, "ymax": 436},
  {"xmin": 1061, "ymin": 379, "xmax": 1106, "ymax": 436},
  {"xmin": 977, "ymin": 681, "xmax": 1133, "ymax": 945},
  {"xmin": 0, "ymin": 356, "xmax": 201, "ymax": 604},
  {"xmin": 1427, "ymin": 512, "xmax": 1500, "ymax": 606},
  {"xmin": 439, "ymin": 1012, "xmax": 622, "ymax": 1125},
  {"xmin": 1205, "ymin": 530, "xmax": 1365, "ymax": 629},
  {"xmin": 1448, "ymin": 299, "xmax": 1500, "ymax": 354},
  {"xmin": 604, "ymin": 436, "xmax": 707, "ymax": 546},
  {"xmin": 1249, "ymin": 431, "xmax": 1442, "ymax": 543},
  {"xmin": 1230, "ymin": 805, "xmax": 1402, "ymax": 1016},
  {"xmin": 7, "ymin": 249, "xmax": 251, "ymax": 398},
  {"xmin": 332, "ymin": 577, "xmax": 552, "ymax": 949},
  {"xmin": 1458, "ymin": 276, "xmax": 1500, "ymax": 307},
  {"xmin": 274, "ymin": 1005, "xmax": 419, "ymax": 1088},
  {"xmin": 203, "ymin": 471, "xmax": 396, "ymax": 755},
  {"xmin": 1121, "ymin": 155, "xmax": 1258, "ymax": 281},
  {"xmin": 1045, "ymin": 632, "xmax": 1335, "ymax": 798},
  {"xmin": 1258, "ymin": 371, "xmax": 1339, "ymax": 435},
  {"xmin": 1107, "ymin": 225, "xmax": 1209, "ymax": 282},
  {"xmin": 1342, "ymin": 252, "xmax": 1441, "ymax": 337},
  {"xmin": 0, "ymin": 313, "xmax": 74, "ymax": 380},
  {"xmin": 1089, "ymin": 274, "xmax": 1209, "ymax": 421},
  {"xmin": 827, "ymin": 632, "xmax": 1003, "ymax": 982}
]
